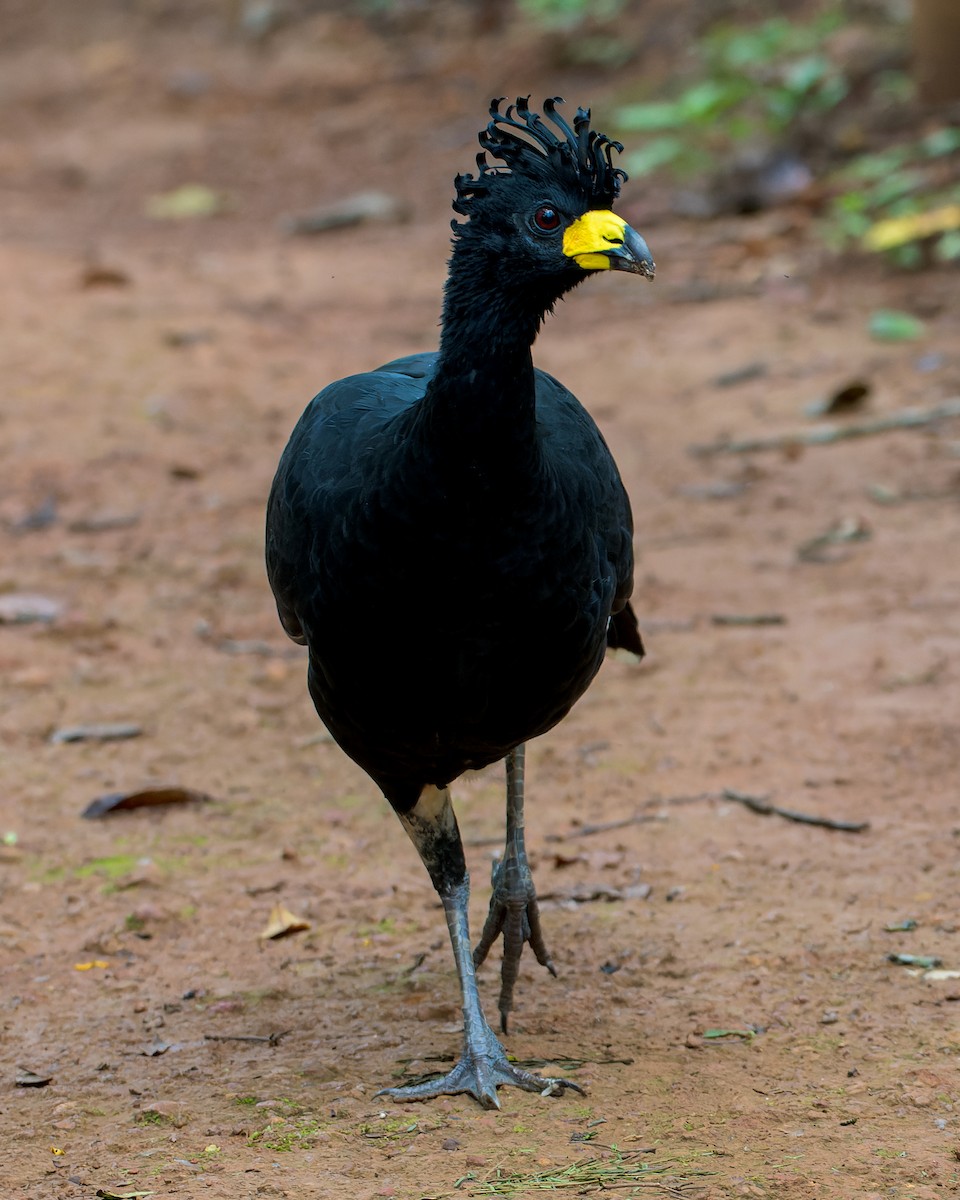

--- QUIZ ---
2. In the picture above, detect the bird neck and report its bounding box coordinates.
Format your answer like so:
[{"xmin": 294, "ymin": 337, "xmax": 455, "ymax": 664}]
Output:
[{"xmin": 416, "ymin": 242, "xmax": 558, "ymax": 460}]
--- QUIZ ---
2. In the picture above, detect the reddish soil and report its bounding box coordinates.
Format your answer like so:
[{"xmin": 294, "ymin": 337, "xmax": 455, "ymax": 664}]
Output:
[{"xmin": 1, "ymin": 5, "xmax": 958, "ymax": 1198}]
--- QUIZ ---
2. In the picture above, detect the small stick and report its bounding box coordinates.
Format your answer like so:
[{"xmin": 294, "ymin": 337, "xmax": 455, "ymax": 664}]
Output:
[
  {"xmin": 722, "ymin": 788, "xmax": 869, "ymax": 832},
  {"xmin": 204, "ymin": 1030, "xmax": 292, "ymax": 1046},
  {"xmin": 548, "ymin": 790, "xmax": 867, "ymax": 841},
  {"xmin": 553, "ymin": 813, "xmax": 664, "ymax": 840},
  {"xmin": 545, "ymin": 794, "xmax": 721, "ymax": 841},
  {"xmin": 711, "ymin": 613, "xmax": 786, "ymax": 627},
  {"xmin": 690, "ymin": 397, "xmax": 960, "ymax": 457}
]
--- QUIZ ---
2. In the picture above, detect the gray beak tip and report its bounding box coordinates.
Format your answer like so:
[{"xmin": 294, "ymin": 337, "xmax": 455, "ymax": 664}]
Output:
[{"xmin": 609, "ymin": 225, "xmax": 655, "ymax": 279}]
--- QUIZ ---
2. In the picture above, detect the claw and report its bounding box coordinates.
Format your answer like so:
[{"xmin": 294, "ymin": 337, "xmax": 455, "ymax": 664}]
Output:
[{"xmin": 377, "ymin": 1020, "xmax": 584, "ymax": 1106}]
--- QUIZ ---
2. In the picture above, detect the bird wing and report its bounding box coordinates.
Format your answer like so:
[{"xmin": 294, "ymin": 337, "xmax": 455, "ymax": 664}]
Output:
[
  {"xmin": 532, "ymin": 367, "xmax": 641, "ymax": 654},
  {"xmin": 265, "ymin": 354, "xmax": 436, "ymax": 645}
]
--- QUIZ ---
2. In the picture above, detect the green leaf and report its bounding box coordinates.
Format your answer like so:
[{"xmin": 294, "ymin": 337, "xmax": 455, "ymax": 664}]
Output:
[
  {"xmin": 935, "ymin": 229, "xmax": 960, "ymax": 261},
  {"xmin": 868, "ymin": 310, "xmax": 926, "ymax": 342},
  {"xmin": 783, "ymin": 54, "xmax": 828, "ymax": 95},
  {"xmin": 921, "ymin": 127, "xmax": 960, "ymax": 157},
  {"xmin": 679, "ymin": 79, "xmax": 744, "ymax": 122},
  {"xmin": 815, "ymin": 73, "xmax": 849, "ymax": 111},
  {"xmin": 764, "ymin": 87, "xmax": 802, "ymax": 128},
  {"xmin": 624, "ymin": 136, "xmax": 685, "ymax": 175},
  {"xmin": 842, "ymin": 147, "xmax": 911, "ymax": 182},
  {"xmin": 616, "ymin": 101, "xmax": 688, "ymax": 132},
  {"xmin": 889, "ymin": 243, "xmax": 924, "ymax": 270},
  {"xmin": 868, "ymin": 168, "xmax": 926, "ymax": 209},
  {"xmin": 836, "ymin": 190, "xmax": 868, "ymax": 213}
]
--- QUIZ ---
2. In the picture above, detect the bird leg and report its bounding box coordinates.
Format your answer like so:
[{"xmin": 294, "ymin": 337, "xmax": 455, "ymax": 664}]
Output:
[
  {"xmin": 378, "ymin": 784, "xmax": 582, "ymax": 1108},
  {"xmin": 472, "ymin": 744, "xmax": 557, "ymax": 1033}
]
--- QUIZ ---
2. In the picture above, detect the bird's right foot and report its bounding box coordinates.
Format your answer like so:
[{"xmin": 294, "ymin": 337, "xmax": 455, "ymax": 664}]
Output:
[{"xmin": 376, "ymin": 1020, "xmax": 583, "ymax": 1109}]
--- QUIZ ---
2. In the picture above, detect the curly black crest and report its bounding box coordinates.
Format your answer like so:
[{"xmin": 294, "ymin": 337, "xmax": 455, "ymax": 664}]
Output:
[{"xmin": 453, "ymin": 96, "xmax": 627, "ymax": 218}]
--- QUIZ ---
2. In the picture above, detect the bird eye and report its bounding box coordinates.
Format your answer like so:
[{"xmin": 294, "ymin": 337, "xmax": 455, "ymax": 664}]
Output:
[{"xmin": 532, "ymin": 205, "xmax": 561, "ymax": 233}]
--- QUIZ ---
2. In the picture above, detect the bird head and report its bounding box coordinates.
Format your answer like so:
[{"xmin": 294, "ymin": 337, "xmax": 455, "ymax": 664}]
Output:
[{"xmin": 452, "ymin": 97, "xmax": 655, "ymax": 290}]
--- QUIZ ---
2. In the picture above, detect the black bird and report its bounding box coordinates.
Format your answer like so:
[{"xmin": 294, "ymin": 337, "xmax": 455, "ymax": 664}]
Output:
[{"xmin": 266, "ymin": 97, "xmax": 653, "ymax": 1107}]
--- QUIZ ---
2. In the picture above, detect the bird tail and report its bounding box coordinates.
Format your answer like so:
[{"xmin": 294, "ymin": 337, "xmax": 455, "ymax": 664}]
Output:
[{"xmin": 607, "ymin": 602, "xmax": 645, "ymax": 658}]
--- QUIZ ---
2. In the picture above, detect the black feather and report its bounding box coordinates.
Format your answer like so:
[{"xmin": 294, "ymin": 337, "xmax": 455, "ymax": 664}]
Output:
[{"xmin": 453, "ymin": 95, "xmax": 627, "ymax": 219}]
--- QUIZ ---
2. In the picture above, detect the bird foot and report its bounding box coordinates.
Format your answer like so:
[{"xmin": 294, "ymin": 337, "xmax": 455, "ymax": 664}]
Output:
[
  {"xmin": 376, "ymin": 1022, "xmax": 583, "ymax": 1109},
  {"xmin": 473, "ymin": 857, "xmax": 557, "ymax": 1032}
]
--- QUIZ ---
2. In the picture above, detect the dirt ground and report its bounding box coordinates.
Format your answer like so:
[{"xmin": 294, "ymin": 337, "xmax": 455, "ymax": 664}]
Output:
[{"xmin": 1, "ymin": 4, "xmax": 959, "ymax": 1198}]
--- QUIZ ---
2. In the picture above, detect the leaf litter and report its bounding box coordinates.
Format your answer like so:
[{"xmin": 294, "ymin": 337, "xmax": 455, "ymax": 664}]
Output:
[
  {"xmin": 0, "ymin": 593, "xmax": 63, "ymax": 624},
  {"xmin": 82, "ymin": 786, "xmax": 214, "ymax": 819},
  {"xmin": 259, "ymin": 903, "xmax": 312, "ymax": 940},
  {"xmin": 689, "ymin": 398, "xmax": 960, "ymax": 456},
  {"xmin": 50, "ymin": 722, "xmax": 143, "ymax": 745},
  {"xmin": 15, "ymin": 1067, "xmax": 52, "ymax": 1087}
]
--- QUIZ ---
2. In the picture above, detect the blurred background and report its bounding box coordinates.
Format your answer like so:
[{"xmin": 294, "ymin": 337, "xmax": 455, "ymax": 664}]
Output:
[{"xmin": 2, "ymin": 0, "xmax": 959, "ymax": 265}]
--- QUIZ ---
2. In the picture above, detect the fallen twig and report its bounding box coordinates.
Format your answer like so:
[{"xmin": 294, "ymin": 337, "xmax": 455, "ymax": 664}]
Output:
[
  {"xmin": 689, "ymin": 397, "xmax": 960, "ymax": 457},
  {"xmin": 546, "ymin": 794, "xmax": 716, "ymax": 842},
  {"xmin": 204, "ymin": 1030, "xmax": 292, "ymax": 1046},
  {"xmin": 513, "ymin": 1054, "xmax": 635, "ymax": 1069},
  {"xmin": 888, "ymin": 952, "xmax": 943, "ymax": 969},
  {"xmin": 538, "ymin": 883, "xmax": 651, "ymax": 904},
  {"xmin": 797, "ymin": 515, "xmax": 871, "ymax": 563},
  {"xmin": 546, "ymin": 812, "xmax": 665, "ymax": 841},
  {"xmin": 711, "ymin": 613, "xmax": 786, "ymax": 627},
  {"xmin": 722, "ymin": 788, "xmax": 869, "ymax": 832},
  {"xmin": 547, "ymin": 789, "xmax": 867, "ymax": 840}
]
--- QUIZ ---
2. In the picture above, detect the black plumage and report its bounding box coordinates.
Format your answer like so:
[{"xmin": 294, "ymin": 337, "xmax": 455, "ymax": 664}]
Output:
[{"xmin": 266, "ymin": 97, "xmax": 653, "ymax": 1107}]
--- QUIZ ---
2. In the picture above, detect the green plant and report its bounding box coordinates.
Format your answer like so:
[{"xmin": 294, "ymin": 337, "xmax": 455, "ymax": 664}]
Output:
[
  {"xmin": 248, "ymin": 1116, "xmax": 324, "ymax": 1151},
  {"xmin": 609, "ymin": 6, "xmax": 960, "ymax": 268},
  {"xmin": 518, "ymin": 0, "xmax": 622, "ymax": 31},
  {"xmin": 616, "ymin": 10, "xmax": 849, "ymax": 179},
  {"xmin": 455, "ymin": 1148, "xmax": 714, "ymax": 1195},
  {"xmin": 135, "ymin": 1110, "xmax": 170, "ymax": 1126},
  {"xmin": 825, "ymin": 128, "xmax": 960, "ymax": 266}
]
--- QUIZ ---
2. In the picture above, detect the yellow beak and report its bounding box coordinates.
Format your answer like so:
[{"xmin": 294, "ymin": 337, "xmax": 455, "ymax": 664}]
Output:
[{"xmin": 562, "ymin": 210, "xmax": 655, "ymax": 278}]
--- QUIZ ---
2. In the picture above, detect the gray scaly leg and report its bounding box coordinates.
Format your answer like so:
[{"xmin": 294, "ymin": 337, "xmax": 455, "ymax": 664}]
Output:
[
  {"xmin": 377, "ymin": 784, "xmax": 581, "ymax": 1107},
  {"xmin": 472, "ymin": 744, "xmax": 557, "ymax": 1032}
]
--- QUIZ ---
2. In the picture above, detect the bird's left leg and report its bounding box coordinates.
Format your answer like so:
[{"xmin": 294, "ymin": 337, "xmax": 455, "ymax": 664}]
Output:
[
  {"xmin": 473, "ymin": 743, "xmax": 557, "ymax": 1032},
  {"xmin": 378, "ymin": 784, "xmax": 581, "ymax": 1108}
]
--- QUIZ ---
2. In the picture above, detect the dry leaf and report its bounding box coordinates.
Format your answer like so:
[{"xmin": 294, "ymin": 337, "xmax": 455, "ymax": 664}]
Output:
[
  {"xmin": 68, "ymin": 509, "xmax": 142, "ymax": 532},
  {"xmin": 141, "ymin": 1040, "xmax": 174, "ymax": 1056},
  {"xmin": 146, "ymin": 183, "xmax": 225, "ymax": 220},
  {"xmin": 16, "ymin": 1067, "xmax": 52, "ymax": 1087},
  {"xmin": 82, "ymin": 786, "xmax": 213, "ymax": 819},
  {"xmin": 281, "ymin": 190, "xmax": 409, "ymax": 236},
  {"xmin": 80, "ymin": 264, "xmax": 131, "ymax": 288},
  {"xmin": 805, "ymin": 379, "xmax": 872, "ymax": 418},
  {"xmin": 863, "ymin": 204, "xmax": 960, "ymax": 252},
  {"xmin": 260, "ymin": 903, "xmax": 311, "ymax": 940},
  {"xmin": 0, "ymin": 593, "xmax": 63, "ymax": 624},
  {"xmin": 51, "ymin": 722, "xmax": 143, "ymax": 745}
]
